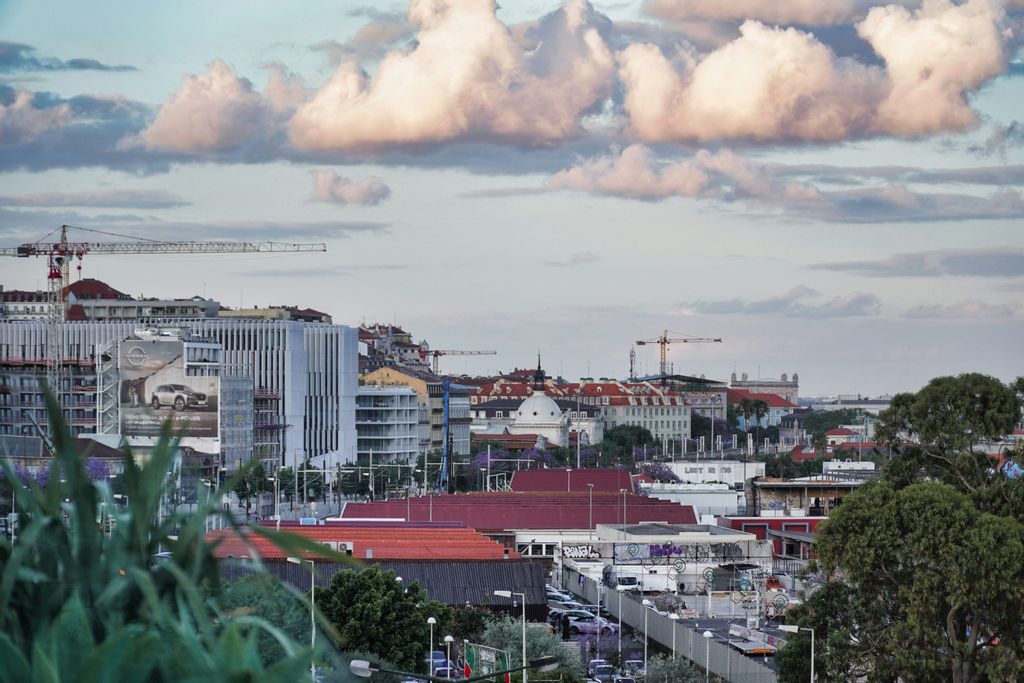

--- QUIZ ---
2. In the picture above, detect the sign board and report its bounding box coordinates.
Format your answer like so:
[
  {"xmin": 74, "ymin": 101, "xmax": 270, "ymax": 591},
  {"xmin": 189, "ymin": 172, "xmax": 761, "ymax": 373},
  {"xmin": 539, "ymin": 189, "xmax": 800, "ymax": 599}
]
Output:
[
  {"xmin": 118, "ymin": 339, "xmax": 219, "ymax": 444},
  {"xmin": 464, "ymin": 642, "xmax": 511, "ymax": 682}
]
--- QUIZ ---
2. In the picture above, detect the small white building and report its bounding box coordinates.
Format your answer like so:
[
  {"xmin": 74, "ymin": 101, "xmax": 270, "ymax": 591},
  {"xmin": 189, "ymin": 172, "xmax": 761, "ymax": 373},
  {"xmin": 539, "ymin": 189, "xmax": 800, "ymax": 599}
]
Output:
[
  {"xmin": 641, "ymin": 482, "xmax": 744, "ymax": 516},
  {"xmin": 667, "ymin": 459, "xmax": 765, "ymax": 488},
  {"xmin": 356, "ymin": 385, "xmax": 419, "ymax": 464},
  {"xmin": 822, "ymin": 459, "xmax": 876, "ymax": 473}
]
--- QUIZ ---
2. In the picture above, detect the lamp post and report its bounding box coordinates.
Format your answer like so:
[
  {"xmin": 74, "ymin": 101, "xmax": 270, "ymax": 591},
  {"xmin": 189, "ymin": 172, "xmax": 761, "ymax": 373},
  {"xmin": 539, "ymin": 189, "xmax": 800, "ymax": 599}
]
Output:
[
  {"xmin": 427, "ymin": 616, "xmax": 437, "ymax": 670},
  {"xmin": 267, "ymin": 476, "xmax": 280, "ymax": 520},
  {"xmin": 444, "ymin": 635, "xmax": 454, "ymax": 679},
  {"xmin": 620, "ymin": 489, "xmax": 627, "ymax": 525},
  {"xmin": 494, "ymin": 590, "xmax": 527, "ymax": 683},
  {"xmin": 617, "ymin": 590, "xmax": 623, "ymax": 658},
  {"xmin": 669, "ymin": 613, "xmax": 679, "ymax": 659},
  {"xmin": 641, "ymin": 599, "xmax": 652, "ymax": 669},
  {"xmin": 702, "ymin": 630, "xmax": 713, "ymax": 683},
  {"xmin": 567, "ymin": 468, "xmax": 572, "ymax": 493},
  {"xmin": 779, "ymin": 624, "xmax": 815, "ymax": 683},
  {"xmin": 287, "ymin": 557, "xmax": 316, "ymax": 682}
]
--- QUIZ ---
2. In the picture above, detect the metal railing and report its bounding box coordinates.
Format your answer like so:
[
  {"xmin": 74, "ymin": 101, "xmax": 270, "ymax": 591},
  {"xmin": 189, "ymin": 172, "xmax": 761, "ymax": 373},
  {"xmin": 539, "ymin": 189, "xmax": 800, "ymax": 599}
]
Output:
[{"xmin": 564, "ymin": 569, "xmax": 778, "ymax": 683}]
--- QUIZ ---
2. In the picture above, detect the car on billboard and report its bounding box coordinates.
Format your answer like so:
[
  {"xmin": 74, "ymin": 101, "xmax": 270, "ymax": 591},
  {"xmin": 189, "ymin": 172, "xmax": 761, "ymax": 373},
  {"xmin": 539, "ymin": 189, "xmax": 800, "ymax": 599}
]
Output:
[{"xmin": 150, "ymin": 384, "xmax": 209, "ymax": 411}]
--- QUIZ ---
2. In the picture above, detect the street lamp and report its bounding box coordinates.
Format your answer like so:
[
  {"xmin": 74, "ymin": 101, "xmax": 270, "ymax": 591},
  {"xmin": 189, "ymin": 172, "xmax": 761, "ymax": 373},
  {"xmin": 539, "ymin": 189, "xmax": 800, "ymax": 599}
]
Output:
[
  {"xmin": 669, "ymin": 613, "xmax": 679, "ymax": 659},
  {"xmin": 494, "ymin": 590, "xmax": 527, "ymax": 683},
  {"xmin": 617, "ymin": 590, "xmax": 623, "ymax": 658},
  {"xmin": 779, "ymin": 624, "xmax": 815, "ymax": 683},
  {"xmin": 427, "ymin": 616, "xmax": 437, "ymax": 670},
  {"xmin": 641, "ymin": 599, "xmax": 652, "ymax": 669},
  {"xmin": 267, "ymin": 476, "xmax": 279, "ymax": 520},
  {"xmin": 619, "ymin": 488, "xmax": 627, "ymax": 525},
  {"xmin": 702, "ymin": 630, "xmax": 713, "ymax": 683},
  {"xmin": 444, "ymin": 635, "xmax": 454, "ymax": 680},
  {"xmin": 287, "ymin": 557, "xmax": 316, "ymax": 682}
]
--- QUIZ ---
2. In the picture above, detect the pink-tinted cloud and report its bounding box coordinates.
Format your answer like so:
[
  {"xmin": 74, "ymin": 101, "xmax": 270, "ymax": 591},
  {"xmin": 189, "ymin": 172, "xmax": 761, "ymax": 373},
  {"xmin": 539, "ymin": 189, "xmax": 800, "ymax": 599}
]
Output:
[
  {"xmin": 0, "ymin": 89, "xmax": 70, "ymax": 146},
  {"xmin": 620, "ymin": 0, "xmax": 1010, "ymax": 143},
  {"xmin": 644, "ymin": 0, "xmax": 886, "ymax": 26},
  {"xmin": 549, "ymin": 144, "xmax": 818, "ymax": 200},
  {"xmin": 549, "ymin": 144, "xmax": 1024, "ymax": 222},
  {"xmin": 289, "ymin": 0, "xmax": 615, "ymax": 151},
  {"xmin": 133, "ymin": 59, "xmax": 272, "ymax": 152},
  {"xmin": 310, "ymin": 170, "xmax": 391, "ymax": 205}
]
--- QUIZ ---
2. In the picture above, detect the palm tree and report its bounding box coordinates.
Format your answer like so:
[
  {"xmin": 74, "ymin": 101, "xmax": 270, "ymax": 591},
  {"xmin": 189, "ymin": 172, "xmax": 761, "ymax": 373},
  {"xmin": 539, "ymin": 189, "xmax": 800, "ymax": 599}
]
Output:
[
  {"xmin": 752, "ymin": 400, "xmax": 769, "ymax": 451},
  {"xmin": 739, "ymin": 398, "xmax": 755, "ymax": 434}
]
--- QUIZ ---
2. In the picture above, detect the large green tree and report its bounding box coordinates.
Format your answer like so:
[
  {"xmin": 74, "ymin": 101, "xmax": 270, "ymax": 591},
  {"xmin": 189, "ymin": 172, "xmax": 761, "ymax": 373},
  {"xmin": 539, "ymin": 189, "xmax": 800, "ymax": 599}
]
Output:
[
  {"xmin": 222, "ymin": 573, "xmax": 312, "ymax": 666},
  {"xmin": 315, "ymin": 565, "xmax": 450, "ymax": 672},
  {"xmin": 808, "ymin": 481, "xmax": 1024, "ymax": 682},
  {"xmin": 482, "ymin": 616, "xmax": 582, "ymax": 683}
]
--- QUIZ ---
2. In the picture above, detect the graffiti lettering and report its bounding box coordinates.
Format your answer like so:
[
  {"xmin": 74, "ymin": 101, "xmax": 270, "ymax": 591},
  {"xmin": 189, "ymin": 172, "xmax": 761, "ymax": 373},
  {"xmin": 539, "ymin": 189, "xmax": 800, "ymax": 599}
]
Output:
[{"xmin": 562, "ymin": 544, "xmax": 600, "ymax": 559}]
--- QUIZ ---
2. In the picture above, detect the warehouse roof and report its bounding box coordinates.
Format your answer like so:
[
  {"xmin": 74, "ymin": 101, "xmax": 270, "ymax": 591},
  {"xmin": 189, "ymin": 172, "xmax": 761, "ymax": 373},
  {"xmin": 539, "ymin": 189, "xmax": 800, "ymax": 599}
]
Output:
[{"xmin": 510, "ymin": 468, "xmax": 634, "ymax": 493}]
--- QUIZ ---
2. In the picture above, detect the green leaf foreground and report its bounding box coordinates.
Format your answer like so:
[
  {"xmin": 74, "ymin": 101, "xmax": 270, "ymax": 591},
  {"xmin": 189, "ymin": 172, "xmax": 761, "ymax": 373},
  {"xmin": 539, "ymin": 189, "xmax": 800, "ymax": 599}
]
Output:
[{"xmin": 0, "ymin": 387, "xmax": 362, "ymax": 681}]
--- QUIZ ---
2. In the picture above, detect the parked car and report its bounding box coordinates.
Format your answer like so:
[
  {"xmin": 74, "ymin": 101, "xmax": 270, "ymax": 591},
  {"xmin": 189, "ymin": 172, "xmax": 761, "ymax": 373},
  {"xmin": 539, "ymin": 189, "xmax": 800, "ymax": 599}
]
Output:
[
  {"xmin": 591, "ymin": 664, "xmax": 616, "ymax": 682},
  {"xmin": 150, "ymin": 383, "xmax": 208, "ymax": 411},
  {"xmin": 586, "ymin": 659, "xmax": 608, "ymax": 677},
  {"xmin": 612, "ymin": 676, "xmax": 636, "ymax": 683},
  {"xmin": 551, "ymin": 599, "xmax": 586, "ymax": 611},
  {"xmin": 622, "ymin": 659, "xmax": 645, "ymax": 675},
  {"xmin": 433, "ymin": 666, "xmax": 462, "ymax": 679},
  {"xmin": 569, "ymin": 615, "xmax": 619, "ymax": 636}
]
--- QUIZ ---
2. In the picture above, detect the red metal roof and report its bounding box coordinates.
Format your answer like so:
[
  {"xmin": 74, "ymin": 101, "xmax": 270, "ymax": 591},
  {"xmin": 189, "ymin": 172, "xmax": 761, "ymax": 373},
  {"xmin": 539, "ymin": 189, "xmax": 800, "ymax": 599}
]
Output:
[
  {"xmin": 510, "ymin": 468, "xmax": 634, "ymax": 493},
  {"xmin": 208, "ymin": 524, "xmax": 518, "ymax": 561},
  {"xmin": 826, "ymin": 427, "xmax": 856, "ymax": 436},
  {"xmin": 65, "ymin": 278, "xmax": 129, "ymax": 300},
  {"xmin": 340, "ymin": 491, "xmax": 697, "ymax": 530}
]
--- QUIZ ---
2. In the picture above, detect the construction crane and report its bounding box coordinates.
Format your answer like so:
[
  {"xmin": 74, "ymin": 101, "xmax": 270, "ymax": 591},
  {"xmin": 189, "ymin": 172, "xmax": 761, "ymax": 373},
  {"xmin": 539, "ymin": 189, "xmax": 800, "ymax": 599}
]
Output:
[
  {"xmin": 428, "ymin": 349, "xmax": 496, "ymax": 375},
  {"xmin": 2, "ymin": 224, "xmax": 327, "ymax": 387},
  {"xmin": 635, "ymin": 329, "xmax": 722, "ymax": 377}
]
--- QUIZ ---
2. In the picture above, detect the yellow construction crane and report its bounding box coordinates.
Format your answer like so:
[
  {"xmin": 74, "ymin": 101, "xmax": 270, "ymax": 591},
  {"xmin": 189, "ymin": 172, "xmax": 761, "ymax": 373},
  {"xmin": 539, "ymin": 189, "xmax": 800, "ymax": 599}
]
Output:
[
  {"xmin": 428, "ymin": 349, "xmax": 497, "ymax": 375},
  {"xmin": 635, "ymin": 329, "xmax": 722, "ymax": 377},
  {"xmin": 2, "ymin": 224, "xmax": 327, "ymax": 386}
]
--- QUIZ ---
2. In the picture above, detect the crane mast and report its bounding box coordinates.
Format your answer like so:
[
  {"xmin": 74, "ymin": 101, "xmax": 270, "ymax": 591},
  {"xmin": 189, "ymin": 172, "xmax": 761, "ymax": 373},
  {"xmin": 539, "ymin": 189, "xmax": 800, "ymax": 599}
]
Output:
[
  {"xmin": 429, "ymin": 349, "xmax": 497, "ymax": 375},
  {"xmin": 634, "ymin": 329, "xmax": 722, "ymax": 377},
  {"xmin": 2, "ymin": 224, "xmax": 327, "ymax": 388}
]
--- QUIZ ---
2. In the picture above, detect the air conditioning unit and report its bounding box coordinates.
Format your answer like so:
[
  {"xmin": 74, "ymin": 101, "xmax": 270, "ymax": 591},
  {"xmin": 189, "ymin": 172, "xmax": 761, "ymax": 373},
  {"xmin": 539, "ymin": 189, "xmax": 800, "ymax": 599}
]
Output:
[
  {"xmin": 338, "ymin": 541, "xmax": 354, "ymax": 555},
  {"xmin": 320, "ymin": 541, "xmax": 338, "ymax": 551}
]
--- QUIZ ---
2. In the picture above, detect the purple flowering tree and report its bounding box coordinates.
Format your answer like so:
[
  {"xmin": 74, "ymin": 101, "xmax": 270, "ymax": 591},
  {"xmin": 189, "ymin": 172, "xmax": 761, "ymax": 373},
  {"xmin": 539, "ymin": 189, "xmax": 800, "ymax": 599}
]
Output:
[{"xmin": 635, "ymin": 461, "xmax": 680, "ymax": 483}]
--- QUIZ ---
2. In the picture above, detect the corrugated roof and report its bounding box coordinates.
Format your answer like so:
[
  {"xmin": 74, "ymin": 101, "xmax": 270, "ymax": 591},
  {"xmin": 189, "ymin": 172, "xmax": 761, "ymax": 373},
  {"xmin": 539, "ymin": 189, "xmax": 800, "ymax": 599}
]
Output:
[
  {"xmin": 340, "ymin": 491, "xmax": 697, "ymax": 529},
  {"xmin": 221, "ymin": 558, "xmax": 548, "ymax": 616},
  {"xmin": 510, "ymin": 468, "xmax": 634, "ymax": 493}
]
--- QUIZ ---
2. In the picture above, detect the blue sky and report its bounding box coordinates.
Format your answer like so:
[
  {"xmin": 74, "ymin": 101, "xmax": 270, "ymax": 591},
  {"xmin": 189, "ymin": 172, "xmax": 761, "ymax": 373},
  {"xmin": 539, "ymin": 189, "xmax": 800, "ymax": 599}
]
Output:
[{"xmin": 1, "ymin": 0, "xmax": 1022, "ymax": 395}]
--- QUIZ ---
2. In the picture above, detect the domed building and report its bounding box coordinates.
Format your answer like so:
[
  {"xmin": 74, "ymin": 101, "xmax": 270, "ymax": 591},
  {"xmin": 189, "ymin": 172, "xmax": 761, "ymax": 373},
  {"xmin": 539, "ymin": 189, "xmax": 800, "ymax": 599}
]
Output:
[{"xmin": 508, "ymin": 358, "xmax": 569, "ymax": 447}]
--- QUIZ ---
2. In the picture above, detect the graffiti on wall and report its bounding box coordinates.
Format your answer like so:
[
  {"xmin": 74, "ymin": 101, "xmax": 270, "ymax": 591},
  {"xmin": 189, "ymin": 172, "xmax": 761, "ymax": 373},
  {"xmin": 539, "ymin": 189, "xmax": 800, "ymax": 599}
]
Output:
[{"xmin": 562, "ymin": 544, "xmax": 601, "ymax": 560}]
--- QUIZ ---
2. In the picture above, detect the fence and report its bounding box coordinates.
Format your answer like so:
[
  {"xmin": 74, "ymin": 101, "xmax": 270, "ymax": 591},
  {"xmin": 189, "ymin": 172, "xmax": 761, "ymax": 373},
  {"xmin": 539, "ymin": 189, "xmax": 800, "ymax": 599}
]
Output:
[{"xmin": 563, "ymin": 569, "xmax": 778, "ymax": 683}]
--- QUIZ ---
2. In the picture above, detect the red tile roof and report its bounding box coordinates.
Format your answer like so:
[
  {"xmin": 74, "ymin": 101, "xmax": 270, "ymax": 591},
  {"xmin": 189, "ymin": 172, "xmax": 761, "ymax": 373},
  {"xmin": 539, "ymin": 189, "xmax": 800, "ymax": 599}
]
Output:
[
  {"xmin": 208, "ymin": 523, "xmax": 518, "ymax": 561},
  {"xmin": 826, "ymin": 427, "xmax": 856, "ymax": 436},
  {"xmin": 340, "ymin": 491, "xmax": 697, "ymax": 530},
  {"xmin": 726, "ymin": 388, "xmax": 799, "ymax": 408},
  {"xmin": 510, "ymin": 468, "xmax": 634, "ymax": 493},
  {"xmin": 65, "ymin": 278, "xmax": 129, "ymax": 300}
]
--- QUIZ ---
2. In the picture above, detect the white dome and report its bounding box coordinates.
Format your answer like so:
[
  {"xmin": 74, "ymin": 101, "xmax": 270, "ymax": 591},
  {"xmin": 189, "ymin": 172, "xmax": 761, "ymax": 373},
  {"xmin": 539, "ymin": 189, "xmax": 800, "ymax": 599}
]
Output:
[{"xmin": 516, "ymin": 392, "xmax": 562, "ymax": 422}]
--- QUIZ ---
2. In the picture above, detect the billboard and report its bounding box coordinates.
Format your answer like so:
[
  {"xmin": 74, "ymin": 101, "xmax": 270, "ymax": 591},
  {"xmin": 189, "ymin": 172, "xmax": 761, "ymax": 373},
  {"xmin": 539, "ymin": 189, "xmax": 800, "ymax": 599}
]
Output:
[{"xmin": 118, "ymin": 339, "xmax": 219, "ymax": 441}]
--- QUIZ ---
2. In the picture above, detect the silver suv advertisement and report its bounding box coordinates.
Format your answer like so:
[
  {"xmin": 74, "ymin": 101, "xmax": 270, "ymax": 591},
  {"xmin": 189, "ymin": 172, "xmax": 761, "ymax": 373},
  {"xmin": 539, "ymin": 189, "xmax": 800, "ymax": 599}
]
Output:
[{"xmin": 118, "ymin": 339, "xmax": 219, "ymax": 439}]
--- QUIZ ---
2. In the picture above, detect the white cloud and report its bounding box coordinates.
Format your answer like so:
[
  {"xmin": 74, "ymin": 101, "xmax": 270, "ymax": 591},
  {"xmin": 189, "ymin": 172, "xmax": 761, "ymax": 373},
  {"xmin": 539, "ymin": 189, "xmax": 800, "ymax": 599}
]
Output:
[
  {"xmin": 133, "ymin": 59, "xmax": 272, "ymax": 153},
  {"xmin": 310, "ymin": 170, "xmax": 392, "ymax": 205},
  {"xmin": 0, "ymin": 189, "xmax": 187, "ymax": 208},
  {"xmin": 619, "ymin": 0, "xmax": 1011, "ymax": 143},
  {"xmin": 289, "ymin": 0, "xmax": 615, "ymax": 151},
  {"xmin": 903, "ymin": 299, "xmax": 1021, "ymax": 319},
  {"xmin": 682, "ymin": 286, "xmax": 883, "ymax": 317},
  {"xmin": 0, "ymin": 89, "xmax": 70, "ymax": 146}
]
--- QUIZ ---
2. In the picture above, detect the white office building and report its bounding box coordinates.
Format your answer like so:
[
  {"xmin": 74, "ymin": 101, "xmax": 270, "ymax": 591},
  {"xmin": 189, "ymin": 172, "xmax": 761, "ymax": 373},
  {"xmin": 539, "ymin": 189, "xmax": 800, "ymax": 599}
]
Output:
[
  {"xmin": 0, "ymin": 319, "xmax": 358, "ymax": 470},
  {"xmin": 356, "ymin": 385, "xmax": 419, "ymax": 464}
]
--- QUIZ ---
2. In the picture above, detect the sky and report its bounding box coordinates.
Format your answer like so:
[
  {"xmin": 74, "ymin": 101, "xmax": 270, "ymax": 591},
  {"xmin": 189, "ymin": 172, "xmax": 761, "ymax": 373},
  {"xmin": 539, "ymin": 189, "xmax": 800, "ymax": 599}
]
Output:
[{"xmin": 0, "ymin": 0, "xmax": 1021, "ymax": 396}]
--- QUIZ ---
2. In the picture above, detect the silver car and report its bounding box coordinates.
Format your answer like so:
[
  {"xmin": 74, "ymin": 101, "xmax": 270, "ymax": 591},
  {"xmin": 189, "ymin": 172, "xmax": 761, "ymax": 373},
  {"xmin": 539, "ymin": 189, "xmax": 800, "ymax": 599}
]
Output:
[{"xmin": 150, "ymin": 384, "xmax": 208, "ymax": 411}]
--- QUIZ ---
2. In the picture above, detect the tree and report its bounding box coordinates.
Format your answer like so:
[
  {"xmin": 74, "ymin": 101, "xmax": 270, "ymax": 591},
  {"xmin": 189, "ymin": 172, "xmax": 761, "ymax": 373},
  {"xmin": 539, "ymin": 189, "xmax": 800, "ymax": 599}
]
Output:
[
  {"xmin": 233, "ymin": 461, "xmax": 273, "ymax": 518},
  {"xmin": 803, "ymin": 408, "xmax": 870, "ymax": 437},
  {"xmin": 315, "ymin": 565, "xmax": 450, "ymax": 672},
  {"xmin": 752, "ymin": 399, "xmax": 769, "ymax": 448},
  {"xmin": 639, "ymin": 654, "xmax": 701, "ymax": 683},
  {"xmin": 222, "ymin": 573, "xmax": 312, "ymax": 666},
  {"xmin": 602, "ymin": 425, "xmax": 656, "ymax": 457},
  {"xmin": 810, "ymin": 431, "xmax": 827, "ymax": 455},
  {"xmin": 482, "ymin": 617, "xmax": 582, "ymax": 682},
  {"xmin": 807, "ymin": 481, "xmax": 1024, "ymax": 682}
]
